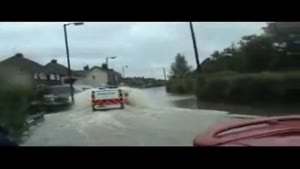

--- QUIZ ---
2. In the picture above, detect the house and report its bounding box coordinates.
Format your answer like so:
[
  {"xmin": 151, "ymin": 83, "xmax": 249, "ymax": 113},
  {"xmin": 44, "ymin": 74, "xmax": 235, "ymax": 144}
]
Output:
[
  {"xmin": 72, "ymin": 66, "xmax": 122, "ymax": 87},
  {"xmin": 0, "ymin": 54, "xmax": 71, "ymax": 86},
  {"xmin": 0, "ymin": 53, "xmax": 122, "ymax": 87},
  {"xmin": 42, "ymin": 59, "xmax": 68, "ymax": 85},
  {"xmin": 108, "ymin": 68, "xmax": 122, "ymax": 85},
  {"xmin": 0, "ymin": 53, "xmax": 50, "ymax": 86},
  {"xmin": 73, "ymin": 66, "xmax": 108, "ymax": 87}
]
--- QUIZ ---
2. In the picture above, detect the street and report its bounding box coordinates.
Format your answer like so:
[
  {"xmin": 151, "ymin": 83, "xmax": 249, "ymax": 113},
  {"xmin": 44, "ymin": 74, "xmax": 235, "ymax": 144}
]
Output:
[{"xmin": 23, "ymin": 87, "xmax": 237, "ymax": 146}]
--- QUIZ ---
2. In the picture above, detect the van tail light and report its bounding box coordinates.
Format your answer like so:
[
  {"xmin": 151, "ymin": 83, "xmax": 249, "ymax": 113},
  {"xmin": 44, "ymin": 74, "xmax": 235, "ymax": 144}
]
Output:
[
  {"xmin": 91, "ymin": 91, "xmax": 95, "ymax": 101},
  {"xmin": 119, "ymin": 89, "xmax": 123, "ymax": 102}
]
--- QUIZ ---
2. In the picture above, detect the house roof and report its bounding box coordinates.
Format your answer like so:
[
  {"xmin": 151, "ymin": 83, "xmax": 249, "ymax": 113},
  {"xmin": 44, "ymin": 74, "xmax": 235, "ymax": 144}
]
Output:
[
  {"xmin": 72, "ymin": 70, "xmax": 89, "ymax": 77},
  {"xmin": 72, "ymin": 66, "xmax": 106, "ymax": 77},
  {"xmin": 44, "ymin": 59, "xmax": 68, "ymax": 75},
  {"xmin": 0, "ymin": 53, "xmax": 44, "ymax": 73},
  {"xmin": 0, "ymin": 54, "xmax": 123, "ymax": 78},
  {"xmin": 72, "ymin": 66, "xmax": 123, "ymax": 77},
  {"xmin": 90, "ymin": 66, "xmax": 106, "ymax": 71}
]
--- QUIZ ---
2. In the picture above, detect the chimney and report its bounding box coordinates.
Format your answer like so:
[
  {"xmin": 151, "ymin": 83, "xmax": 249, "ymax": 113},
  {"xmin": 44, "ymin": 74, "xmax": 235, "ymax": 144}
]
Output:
[
  {"xmin": 83, "ymin": 65, "xmax": 89, "ymax": 70},
  {"xmin": 101, "ymin": 63, "xmax": 108, "ymax": 70},
  {"xmin": 51, "ymin": 59, "xmax": 57, "ymax": 64},
  {"xmin": 15, "ymin": 53, "xmax": 23, "ymax": 58}
]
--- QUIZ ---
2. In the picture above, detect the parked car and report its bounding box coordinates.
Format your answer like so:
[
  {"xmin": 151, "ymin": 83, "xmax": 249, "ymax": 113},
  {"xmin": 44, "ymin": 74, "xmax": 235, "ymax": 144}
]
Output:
[
  {"xmin": 43, "ymin": 94, "xmax": 71, "ymax": 106},
  {"xmin": 50, "ymin": 85, "xmax": 92, "ymax": 96}
]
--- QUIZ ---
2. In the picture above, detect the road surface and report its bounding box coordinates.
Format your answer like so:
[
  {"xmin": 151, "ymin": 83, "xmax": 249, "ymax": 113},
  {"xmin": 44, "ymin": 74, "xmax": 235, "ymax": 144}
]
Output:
[{"xmin": 23, "ymin": 87, "xmax": 241, "ymax": 146}]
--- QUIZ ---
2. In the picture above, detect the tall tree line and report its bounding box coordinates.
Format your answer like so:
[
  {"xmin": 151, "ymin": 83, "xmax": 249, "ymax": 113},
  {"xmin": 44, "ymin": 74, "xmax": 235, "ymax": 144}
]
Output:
[{"xmin": 201, "ymin": 22, "xmax": 300, "ymax": 73}]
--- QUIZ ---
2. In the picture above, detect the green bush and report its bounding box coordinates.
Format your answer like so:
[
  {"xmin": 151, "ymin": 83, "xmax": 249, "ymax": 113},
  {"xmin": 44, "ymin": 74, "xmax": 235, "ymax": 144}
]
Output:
[
  {"xmin": 0, "ymin": 68, "xmax": 33, "ymax": 138},
  {"xmin": 196, "ymin": 76, "xmax": 232, "ymax": 102},
  {"xmin": 196, "ymin": 71, "xmax": 300, "ymax": 104},
  {"xmin": 166, "ymin": 77, "xmax": 195, "ymax": 94}
]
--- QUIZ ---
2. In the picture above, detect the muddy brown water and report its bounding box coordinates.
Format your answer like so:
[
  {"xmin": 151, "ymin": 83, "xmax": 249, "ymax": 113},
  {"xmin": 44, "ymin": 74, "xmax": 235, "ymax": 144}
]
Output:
[{"xmin": 23, "ymin": 87, "xmax": 259, "ymax": 146}]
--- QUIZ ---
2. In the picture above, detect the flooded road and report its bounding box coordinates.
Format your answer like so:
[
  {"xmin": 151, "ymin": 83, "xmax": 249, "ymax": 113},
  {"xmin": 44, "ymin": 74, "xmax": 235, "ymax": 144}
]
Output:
[{"xmin": 23, "ymin": 87, "xmax": 240, "ymax": 146}]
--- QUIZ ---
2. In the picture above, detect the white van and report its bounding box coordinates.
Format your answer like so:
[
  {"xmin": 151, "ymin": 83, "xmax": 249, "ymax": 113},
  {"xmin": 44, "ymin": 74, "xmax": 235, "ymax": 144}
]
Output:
[{"xmin": 91, "ymin": 86, "xmax": 124, "ymax": 111}]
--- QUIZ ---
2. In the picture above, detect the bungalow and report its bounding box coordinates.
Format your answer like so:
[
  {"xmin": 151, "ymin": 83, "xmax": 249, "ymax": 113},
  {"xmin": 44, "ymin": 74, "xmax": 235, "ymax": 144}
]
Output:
[
  {"xmin": 0, "ymin": 53, "xmax": 122, "ymax": 87},
  {"xmin": 73, "ymin": 66, "xmax": 122, "ymax": 87},
  {"xmin": 42, "ymin": 59, "xmax": 68, "ymax": 85},
  {"xmin": 0, "ymin": 53, "xmax": 55, "ymax": 86}
]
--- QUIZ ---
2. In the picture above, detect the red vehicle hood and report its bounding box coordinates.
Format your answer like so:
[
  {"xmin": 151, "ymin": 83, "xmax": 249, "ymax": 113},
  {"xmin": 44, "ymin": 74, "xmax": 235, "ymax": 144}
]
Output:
[
  {"xmin": 221, "ymin": 136, "xmax": 300, "ymax": 146},
  {"xmin": 194, "ymin": 116, "xmax": 300, "ymax": 146}
]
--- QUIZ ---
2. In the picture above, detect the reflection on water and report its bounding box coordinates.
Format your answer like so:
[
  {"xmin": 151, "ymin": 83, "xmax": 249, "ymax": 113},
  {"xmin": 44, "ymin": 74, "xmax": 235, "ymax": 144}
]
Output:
[
  {"xmin": 144, "ymin": 87, "xmax": 300, "ymax": 117},
  {"xmin": 131, "ymin": 87, "xmax": 300, "ymax": 116},
  {"xmin": 172, "ymin": 97, "xmax": 300, "ymax": 117},
  {"xmin": 143, "ymin": 87, "xmax": 200, "ymax": 111}
]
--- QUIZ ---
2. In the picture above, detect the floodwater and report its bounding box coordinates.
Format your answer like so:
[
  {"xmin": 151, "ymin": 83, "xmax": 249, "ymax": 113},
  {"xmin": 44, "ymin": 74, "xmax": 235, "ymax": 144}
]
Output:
[
  {"xmin": 171, "ymin": 93, "xmax": 300, "ymax": 117},
  {"xmin": 23, "ymin": 87, "xmax": 244, "ymax": 146}
]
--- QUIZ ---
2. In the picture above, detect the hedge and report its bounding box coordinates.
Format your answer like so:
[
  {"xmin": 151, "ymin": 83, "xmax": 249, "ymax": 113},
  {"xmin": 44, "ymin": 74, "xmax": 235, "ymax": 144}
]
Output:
[
  {"xmin": 0, "ymin": 68, "xmax": 33, "ymax": 138},
  {"xmin": 166, "ymin": 77, "xmax": 195, "ymax": 94},
  {"xmin": 196, "ymin": 71, "xmax": 300, "ymax": 104}
]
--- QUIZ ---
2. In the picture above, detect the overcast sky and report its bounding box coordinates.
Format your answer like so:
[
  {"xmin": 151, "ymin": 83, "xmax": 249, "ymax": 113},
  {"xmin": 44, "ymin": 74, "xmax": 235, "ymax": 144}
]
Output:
[{"xmin": 0, "ymin": 22, "xmax": 266, "ymax": 79}]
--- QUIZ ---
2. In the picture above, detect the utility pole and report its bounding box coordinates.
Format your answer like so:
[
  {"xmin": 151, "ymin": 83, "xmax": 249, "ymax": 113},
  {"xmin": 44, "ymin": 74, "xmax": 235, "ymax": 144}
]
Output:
[
  {"xmin": 105, "ymin": 56, "xmax": 117, "ymax": 84},
  {"xmin": 122, "ymin": 67, "xmax": 125, "ymax": 78},
  {"xmin": 63, "ymin": 22, "xmax": 84, "ymax": 104},
  {"xmin": 163, "ymin": 68, "xmax": 167, "ymax": 81},
  {"xmin": 122, "ymin": 65, "xmax": 128, "ymax": 78},
  {"xmin": 63, "ymin": 24, "xmax": 74, "ymax": 104},
  {"xmin": 189, "ymin": 22, "xmax": 201, "ymax": 72}
]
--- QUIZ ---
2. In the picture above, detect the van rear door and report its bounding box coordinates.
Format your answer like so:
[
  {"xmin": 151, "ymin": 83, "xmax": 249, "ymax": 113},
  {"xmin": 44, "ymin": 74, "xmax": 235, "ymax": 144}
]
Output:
[{"xmin": 92, "ymin": 88, "xmax": 122, "ymax": 110}]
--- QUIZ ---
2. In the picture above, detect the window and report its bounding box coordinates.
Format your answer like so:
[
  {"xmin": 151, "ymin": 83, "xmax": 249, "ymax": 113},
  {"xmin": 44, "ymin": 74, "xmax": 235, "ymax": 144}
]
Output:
[
  {"xmin": 56, "ymin": 75, "xmax": 60, "ymax": 80},
  {"xmin": 50, "ymin": 74, "xmax": 56, "ymax": 80},
  {"xmin": 39, "ymin": 73, "xmax": 46, "ymax": 80},
  {"xmin": 33, "ymin": 73, "xmax": 39, "ymax": 79}
]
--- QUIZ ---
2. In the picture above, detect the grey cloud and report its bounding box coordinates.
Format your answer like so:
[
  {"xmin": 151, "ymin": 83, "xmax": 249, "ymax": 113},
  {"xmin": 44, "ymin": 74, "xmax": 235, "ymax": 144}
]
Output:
[{"xmin": 0, "ymin": 22, "xmax": 265, "ymax": 79}]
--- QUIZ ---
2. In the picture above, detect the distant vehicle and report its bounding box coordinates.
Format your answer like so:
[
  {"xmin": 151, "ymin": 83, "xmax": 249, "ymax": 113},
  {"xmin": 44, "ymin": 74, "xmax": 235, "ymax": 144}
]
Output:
[
  {"xmin": 91, "ymin": 86, "xmax": 124, "ymax": 111},
  {"xmin": 193, "ymin": 116, "xmax": 300, "ymax": 146},
  {"xmin": 96, "ymin": 83, "xmax": 118, "ymax": 89}
]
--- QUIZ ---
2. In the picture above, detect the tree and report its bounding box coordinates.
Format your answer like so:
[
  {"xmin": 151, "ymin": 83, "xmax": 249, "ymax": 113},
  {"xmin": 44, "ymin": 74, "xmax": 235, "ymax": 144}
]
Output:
[
  {"xmin": 201, "ymin": 43, "xmax": 243, "ymax": 73},
  {"xmin": 0, "ymin": 67, "xmax": 32, "ymax": 138},
  {"xmin": 204, "ymin": 31, "xmax": 280, "ymax": 73},
  {"xmin": 263, "ymin": 22, "xmax": 300, "ymax": 70},
  {"xmin": 241, "ymin": 35, "xmax": 276, "ymax": 72},
  {"xmin": 211, "ymin": 51, "xmax": 221, "ymax": 60},
  {"xmin": 170, "ymin": 53, "xmax": 191, "ymax": 77}
]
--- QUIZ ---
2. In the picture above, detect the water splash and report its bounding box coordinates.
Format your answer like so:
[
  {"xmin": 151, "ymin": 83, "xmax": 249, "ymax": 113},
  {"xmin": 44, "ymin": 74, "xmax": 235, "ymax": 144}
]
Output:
[
  {"xmin": 71, "ymin": 89, "xmax": 94, "ymax": 112},
  {"xmin": 69, "ymin": 87, "xmax": 154, "ymax": 111},
  {"xmin": 120, "ymin": 87, "xmax": 154, "ymax": 108}
]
